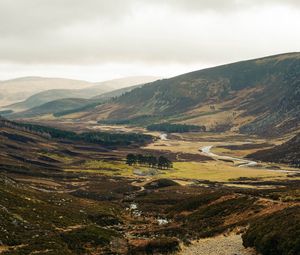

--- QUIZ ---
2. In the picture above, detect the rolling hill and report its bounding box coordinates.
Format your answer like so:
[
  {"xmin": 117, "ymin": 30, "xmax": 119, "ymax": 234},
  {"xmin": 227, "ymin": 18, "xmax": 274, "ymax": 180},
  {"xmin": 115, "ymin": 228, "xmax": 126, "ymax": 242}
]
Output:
[
  {"xmin": 3, "ymin": 76, "xmax": 159, "ymax": 112},
  {"xmin": 0, "ymin": 77, "xmax": 92, "ymax": 107},
  {"xmin": 68, "ymin": 52, "xmax": 300, "ymax": 137},
  {"xmin": 10, "ymin": 98, "xmax": 91, "ymax": 119},
  {"xmin": 7, "ymin": 80, "xmax": 152, "ymax": 119},
  {"xmin": 6, "ymin": 89, "xmax": 104, "ymax": 112}
]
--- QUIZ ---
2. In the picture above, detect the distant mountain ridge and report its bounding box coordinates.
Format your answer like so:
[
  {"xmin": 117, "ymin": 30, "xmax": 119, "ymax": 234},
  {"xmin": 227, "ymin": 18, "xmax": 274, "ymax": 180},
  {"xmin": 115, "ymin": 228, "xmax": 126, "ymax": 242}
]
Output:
[
  {"xmin": 0, "ymin": 77, "xmax": 92, "ymax": 107},
  {"xmin": 10, "ymin": 98, "xmax": 90, "ymax": 119},
  {"xmin": 6, "ymin": 77, "xmax": 159, "ymax": 118},
  {"xmin": 0, "ymin": 76, "xmax": 157, "ymax": 111},
  {"xmin": 2, "ymin": 76, "xmax": 159, "ymax": 112}
]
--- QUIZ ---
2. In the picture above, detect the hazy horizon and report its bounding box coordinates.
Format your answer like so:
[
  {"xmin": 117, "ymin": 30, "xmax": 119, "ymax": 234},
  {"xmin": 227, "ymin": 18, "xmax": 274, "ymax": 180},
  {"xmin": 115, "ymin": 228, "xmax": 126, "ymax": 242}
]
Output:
[
  {"xmin": 1, "ymin": 51, "xmax": 299, "ymax": 84},
  {"xmin": 1, "ymin": 0, "xmax": 300, "ymax": 82}
]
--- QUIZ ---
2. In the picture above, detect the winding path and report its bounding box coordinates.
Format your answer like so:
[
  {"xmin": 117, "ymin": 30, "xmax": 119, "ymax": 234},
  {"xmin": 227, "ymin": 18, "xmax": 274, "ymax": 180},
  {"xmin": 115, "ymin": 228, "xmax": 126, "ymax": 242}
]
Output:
[{"xmin": 179, "ymin": 234, "xmax": 257, "ymax": 255}]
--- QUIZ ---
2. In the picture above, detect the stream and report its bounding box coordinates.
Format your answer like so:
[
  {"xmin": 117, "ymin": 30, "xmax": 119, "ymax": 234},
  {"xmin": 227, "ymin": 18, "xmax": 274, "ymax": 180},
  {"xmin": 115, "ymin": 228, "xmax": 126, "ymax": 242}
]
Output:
[
  {"xmin": 201, "ymin": 145, "xmax": 258, "ymax": 167},
  {"xmin": 159, "ymin": 133, "xmax": 168, "ymax": 140},
  {"xmin": 200, "ymin": 145, "xmax": 297, "ymax": 173}
]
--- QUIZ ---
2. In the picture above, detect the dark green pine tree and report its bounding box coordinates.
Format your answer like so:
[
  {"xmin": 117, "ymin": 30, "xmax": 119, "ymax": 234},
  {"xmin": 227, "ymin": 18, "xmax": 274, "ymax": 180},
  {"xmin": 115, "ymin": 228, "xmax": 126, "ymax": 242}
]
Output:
[
  {"xmin": 158, "ymin": 156, "xmax": 172, "ymax": 169},
  {"xmin": 126, "ymin": 154, "xmax": 137, "ymax": 166}
]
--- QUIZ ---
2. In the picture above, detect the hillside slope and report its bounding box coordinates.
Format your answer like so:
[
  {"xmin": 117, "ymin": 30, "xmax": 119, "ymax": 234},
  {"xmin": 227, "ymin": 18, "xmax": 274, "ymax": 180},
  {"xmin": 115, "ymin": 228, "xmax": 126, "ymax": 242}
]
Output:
[
  {"xmin": 11, "ymin": 98, "xmax": 90, "ymax": 118},
  {"xmin": 248, "ymin": 133, "xmax": 300, "ymax": 167},
  {"xmin": 0, "ymin": 117, "xmax": 153, "ymax": 175},
  {"xmin": 76, "ymin": 53, "xmax": 300, "ymax": 136},
  {"xmin": 6, "ymin": 88, "xmax": 106, "ymax": 112}
]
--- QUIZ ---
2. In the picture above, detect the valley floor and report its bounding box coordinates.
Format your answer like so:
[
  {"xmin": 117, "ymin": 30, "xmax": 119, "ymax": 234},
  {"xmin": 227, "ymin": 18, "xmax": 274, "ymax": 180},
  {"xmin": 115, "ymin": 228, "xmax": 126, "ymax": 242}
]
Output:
[
  {"xmin": 142, "ymin": 131, "xmax": 300, "ymax": 182},
  {"xmin": 0, "ymin": 121, "xmax": 299, "ymax": 254}
]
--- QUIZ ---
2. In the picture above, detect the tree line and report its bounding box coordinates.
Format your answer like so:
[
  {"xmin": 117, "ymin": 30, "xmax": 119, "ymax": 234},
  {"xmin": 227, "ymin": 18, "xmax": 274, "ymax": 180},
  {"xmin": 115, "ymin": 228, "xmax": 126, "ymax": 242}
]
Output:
[
  {"xmin": 126, "ymin": 154, "xmax": 173, "ymax": 169},
  {"xmin": 147, "ymin": 123, "xmax": 206, "ymax": 133},
  {"xmin": 0, "ymin": 117, "xmax": 153, "ymax": 147}
]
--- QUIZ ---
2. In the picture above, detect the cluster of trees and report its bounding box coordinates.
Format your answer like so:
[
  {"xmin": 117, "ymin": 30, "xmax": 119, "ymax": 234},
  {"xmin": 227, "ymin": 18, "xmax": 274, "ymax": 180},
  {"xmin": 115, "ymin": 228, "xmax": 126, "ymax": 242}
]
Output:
[
  {"xmin": 147, "ymin": 123, "xmax": 206, "ymax": 133},
  {"xmin": 78, "ymin": 132, "xmax": 152, "ymax": 146},
  {"xmin": 126, "ymin": 154, "xmax": 173, "ymax": 169},
  {"xmin": 0, "ymin": 117, "xmax": 153, "ymax": 147}
]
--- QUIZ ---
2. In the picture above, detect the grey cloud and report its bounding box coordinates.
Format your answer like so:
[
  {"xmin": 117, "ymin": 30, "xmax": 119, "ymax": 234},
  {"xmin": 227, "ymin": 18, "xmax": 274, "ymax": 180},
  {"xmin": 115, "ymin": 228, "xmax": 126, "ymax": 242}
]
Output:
[
  {"xmin": 1, "ymin": 0, "xmax": 298, "ymax": 36},
  {"xmin": 160, "ymin": 0, "xmax": 300, "ymax": 11},
  {"xmin": 0, "ymin": 0, "xmax": 134, "ymax": 36},
  {"xmin": 0, "ymin": 0, "xmax": 299, "ymax": 66}
]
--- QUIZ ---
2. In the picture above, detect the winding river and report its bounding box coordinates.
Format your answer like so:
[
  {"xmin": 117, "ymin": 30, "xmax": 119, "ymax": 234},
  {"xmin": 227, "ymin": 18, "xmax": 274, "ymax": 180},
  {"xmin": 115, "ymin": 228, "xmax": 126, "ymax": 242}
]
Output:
[
  {"xmin": 157, "ymin": 133, "xmax": 297, "ymax": 173},
  {"xmin": 159, "ymin": 133, "xmax": 168, "ymax": 141},
  {"xmin": 200, "ymin": 145, "xmax": 298, "ymax": 173},
  {"xmin": 200, "ymin": 145, "xmax": 258, "ymax": 167}
]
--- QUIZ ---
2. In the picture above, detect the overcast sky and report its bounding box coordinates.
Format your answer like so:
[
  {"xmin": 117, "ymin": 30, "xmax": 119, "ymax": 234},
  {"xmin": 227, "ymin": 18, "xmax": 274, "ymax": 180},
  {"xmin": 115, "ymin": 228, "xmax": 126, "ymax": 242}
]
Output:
[{"xmin": 0, "ymin": 0, "xmax": 299, "ymax": 81}]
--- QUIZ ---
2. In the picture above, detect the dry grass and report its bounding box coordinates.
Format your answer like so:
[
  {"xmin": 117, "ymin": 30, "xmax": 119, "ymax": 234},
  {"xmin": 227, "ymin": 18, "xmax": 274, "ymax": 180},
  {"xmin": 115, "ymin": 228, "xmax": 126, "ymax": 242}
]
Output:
[
  {"xmin": 65, "ymin": 160, "xmax": 289, "ymax": 182},
  {"xmin": 55, "ymin": 132, "xmax": 297, "ymax": 182},
  {"xmin": 159, "ymin": 161, "xmax": 287, "ymax": 182},
  {"xmin": 210, "ymin": 146, "xmax": 259, "ymax": 157},
  {"xmin": 40, "ymin": 152, "xmax": 74, "ymax": 163}
]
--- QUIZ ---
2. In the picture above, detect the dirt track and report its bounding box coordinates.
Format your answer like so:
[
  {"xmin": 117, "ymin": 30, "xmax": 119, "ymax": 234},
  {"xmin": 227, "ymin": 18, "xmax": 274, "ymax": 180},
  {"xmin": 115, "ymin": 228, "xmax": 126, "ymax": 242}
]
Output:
[{"xmin": 179, "ymin": 234, "xmax": 258, "ymax": 255}]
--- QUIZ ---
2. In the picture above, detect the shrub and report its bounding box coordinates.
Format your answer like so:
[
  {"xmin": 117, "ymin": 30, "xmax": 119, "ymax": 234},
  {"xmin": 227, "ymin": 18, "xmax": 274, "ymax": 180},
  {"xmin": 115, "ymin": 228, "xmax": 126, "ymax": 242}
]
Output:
[
  {"xmin": 243, "ymin": 206, "xmax": 300, "ymax": 255},
  {"xmin": 147, "ymin": 123, "xmax": 205, "ymax": 133},
  {"xmin": 61, "ymin": 225, "xmax": 118, "ymax": 254}
]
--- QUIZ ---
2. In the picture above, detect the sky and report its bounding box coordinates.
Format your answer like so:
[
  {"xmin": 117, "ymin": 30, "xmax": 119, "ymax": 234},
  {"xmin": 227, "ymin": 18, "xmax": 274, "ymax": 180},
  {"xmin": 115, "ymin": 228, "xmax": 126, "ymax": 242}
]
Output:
[{"xmin": 0, "ymin": 0, "xmax": 299, "ymax": 82}]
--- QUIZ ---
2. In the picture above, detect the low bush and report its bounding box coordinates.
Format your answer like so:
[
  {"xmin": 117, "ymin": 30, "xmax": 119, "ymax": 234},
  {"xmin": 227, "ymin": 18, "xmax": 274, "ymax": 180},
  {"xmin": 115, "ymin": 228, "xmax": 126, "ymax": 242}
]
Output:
[
  {"xmin": 61, "ymin": 225, "xmax": 119, "ymax": 254},
  {"xmin": 129, "ymin": 237, "xmax": 180, "ymax": 254},
  {"xmin": 168, "ymin": 191, "xmax": 227, "ymax": 214},
  {"xmin": 147, "ymin": 123, "xmax": 205, "ymax": 133},
  {"xmin": 243, "ymin": 206, "xmax": 300, "ymax": 255}
]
